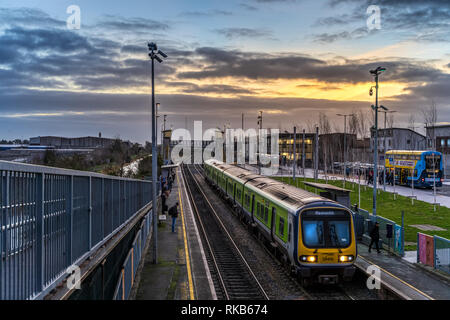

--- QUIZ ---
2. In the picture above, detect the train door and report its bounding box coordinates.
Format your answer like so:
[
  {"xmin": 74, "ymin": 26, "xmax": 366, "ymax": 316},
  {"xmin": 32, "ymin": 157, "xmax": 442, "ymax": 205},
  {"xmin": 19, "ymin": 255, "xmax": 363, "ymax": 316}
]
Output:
[
  {"xmin": 251, "ymin": 194, "xmax": 255, "ymax": 223},
  {"xmin": 233, "ymin": 183, "xmax": 236, "ymax": 202},
  {"xmin": 270, "ymin": 207, "xmax": 276, "ymax": 242}
]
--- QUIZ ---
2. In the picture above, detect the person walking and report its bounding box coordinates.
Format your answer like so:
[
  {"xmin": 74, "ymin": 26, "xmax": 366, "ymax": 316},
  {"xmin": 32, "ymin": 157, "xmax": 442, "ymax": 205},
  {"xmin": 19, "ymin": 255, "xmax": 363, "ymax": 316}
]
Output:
[
  {"xmin": 369, "ymin": 222, "xmax": 381, "ymax": 253},
  {"xmin": 168, "ymin": 202, "xmax": 179, "ymax": 233}
]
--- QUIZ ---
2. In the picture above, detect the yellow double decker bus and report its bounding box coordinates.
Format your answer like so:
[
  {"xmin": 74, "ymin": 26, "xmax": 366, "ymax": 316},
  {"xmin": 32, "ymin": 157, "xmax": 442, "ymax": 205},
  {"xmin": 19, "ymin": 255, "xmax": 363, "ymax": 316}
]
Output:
[{"xmin": 385, "ymin": 150, "xmax": 443, "ymax": 188}]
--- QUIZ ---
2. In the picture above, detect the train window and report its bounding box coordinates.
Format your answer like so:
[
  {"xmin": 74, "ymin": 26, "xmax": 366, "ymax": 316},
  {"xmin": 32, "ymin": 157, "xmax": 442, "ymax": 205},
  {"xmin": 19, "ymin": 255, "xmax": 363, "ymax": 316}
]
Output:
[
  {"xmin": 264, "ymin": 207, "xmax": 269, "ymax": 223},
  {"xmin": 303, "ymin": 220, "xmax": 325, "ymax": 247},
  {"xmin": 257, "ymin": 203, "xmax": 260, "ymax": 217},
  {"xmin": 328, "ymin": 221, "xmax": 350, "ymax": 247},
  {"xmin": 279, "ymin": 217, "xmax": 285, "ymax": 237}
]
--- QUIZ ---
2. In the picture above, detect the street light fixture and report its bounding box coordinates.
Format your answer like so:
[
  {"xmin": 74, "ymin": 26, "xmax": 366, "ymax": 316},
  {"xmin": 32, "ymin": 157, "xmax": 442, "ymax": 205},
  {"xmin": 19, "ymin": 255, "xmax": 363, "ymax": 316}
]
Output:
[
  {"xmin": 337, "ymin": 113, "xmax": 355, "ymax": 188},
  {"xmin": 370, "ymin": 66, "xmax": 386, "ymax": 218},
  {"xmin": 148, "ymin": 42, "xmax": 167, "ymax": 264}
]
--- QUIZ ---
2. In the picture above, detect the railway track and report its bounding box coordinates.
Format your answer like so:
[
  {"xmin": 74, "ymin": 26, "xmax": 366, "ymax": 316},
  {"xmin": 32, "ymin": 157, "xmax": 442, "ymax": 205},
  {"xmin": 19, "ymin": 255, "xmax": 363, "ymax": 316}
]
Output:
[
  {"xmin": 182, "ymin": 164, "xmax": 269, "ymax": 300},
  {"xmin": 189, "ymin": 163, "xmax": 367, "ymax": 301}
]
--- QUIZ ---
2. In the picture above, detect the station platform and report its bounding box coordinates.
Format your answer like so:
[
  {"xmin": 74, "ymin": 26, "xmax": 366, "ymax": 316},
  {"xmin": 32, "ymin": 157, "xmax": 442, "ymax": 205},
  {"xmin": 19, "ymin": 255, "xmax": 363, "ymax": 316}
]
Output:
[
  {"xmin": 131, "ymin": 167, "xmax": 215, "ymax": 300},
  {"xmin": 355, "ymin": 243, "xmax": 450, "ymax": 300}
]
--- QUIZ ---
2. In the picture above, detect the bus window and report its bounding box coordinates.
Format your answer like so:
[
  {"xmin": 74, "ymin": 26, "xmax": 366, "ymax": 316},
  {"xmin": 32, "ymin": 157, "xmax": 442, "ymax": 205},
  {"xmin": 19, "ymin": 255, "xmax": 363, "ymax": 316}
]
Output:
[{"xmin": 426, "ymin": 155, "xmax": 441, "ymax": 169}]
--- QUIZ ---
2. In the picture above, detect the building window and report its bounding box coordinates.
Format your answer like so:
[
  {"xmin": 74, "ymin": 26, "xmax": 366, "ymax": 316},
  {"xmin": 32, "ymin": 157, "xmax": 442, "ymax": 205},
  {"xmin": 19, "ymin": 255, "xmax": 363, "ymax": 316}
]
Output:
[
  {"xmin": 447, "ymin": 138, "xmax": 450, "ymax": 146},
  {"xmin": 441, "ymin": 139, "xmax": 446, "ymax": 147}
]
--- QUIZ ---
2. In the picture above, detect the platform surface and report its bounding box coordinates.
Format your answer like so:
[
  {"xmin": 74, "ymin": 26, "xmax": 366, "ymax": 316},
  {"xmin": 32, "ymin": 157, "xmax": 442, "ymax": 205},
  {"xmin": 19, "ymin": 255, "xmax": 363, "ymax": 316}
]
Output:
[
  {"xmin": 355, "ymin": 244, "xmax": 450, "ymax": 300},
  {"xmin": 133, "ymin": 168, "xmax": 214, "ymax": 300}
]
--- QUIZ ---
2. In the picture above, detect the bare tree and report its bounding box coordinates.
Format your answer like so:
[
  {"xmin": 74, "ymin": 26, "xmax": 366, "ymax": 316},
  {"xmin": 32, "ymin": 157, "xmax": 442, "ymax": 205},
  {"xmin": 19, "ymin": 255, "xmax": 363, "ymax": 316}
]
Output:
[
  {"xmin": 348, "ymin": 112, "xmax": 359, "ymax": 136},
  {"xmin": 422, "ymin": 100, "xmax": 438, "ymax": 150},
  {"xmin": 387, "ymin": 112, "xmax": 395, "ymax": 129},
  {"xmin": 319, "ymin": 113, "xmax": 332, "ymax": 134}
]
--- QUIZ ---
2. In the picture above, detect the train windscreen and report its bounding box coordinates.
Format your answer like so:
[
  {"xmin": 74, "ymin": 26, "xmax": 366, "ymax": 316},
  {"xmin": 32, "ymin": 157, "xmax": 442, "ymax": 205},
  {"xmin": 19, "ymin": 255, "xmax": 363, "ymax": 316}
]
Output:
[{"xmin": 301, "ymin": 210, "xmax": 351, "ymax": 248}]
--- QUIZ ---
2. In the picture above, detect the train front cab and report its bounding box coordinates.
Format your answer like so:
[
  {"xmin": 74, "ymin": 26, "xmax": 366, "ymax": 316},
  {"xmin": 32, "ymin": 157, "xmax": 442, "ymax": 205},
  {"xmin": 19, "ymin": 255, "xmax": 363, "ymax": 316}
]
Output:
[{"xmin": 295, "ymin": 205, "xmax": 357, "ymax": 285}]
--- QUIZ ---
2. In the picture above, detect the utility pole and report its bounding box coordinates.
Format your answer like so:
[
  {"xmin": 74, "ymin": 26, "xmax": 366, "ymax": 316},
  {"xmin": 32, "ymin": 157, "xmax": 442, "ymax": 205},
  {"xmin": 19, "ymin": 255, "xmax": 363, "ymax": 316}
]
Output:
[
  {"xmin": 370, "ymin": 66, "xmax": 386, "ymax": 217},
  {"xmin": 314, "ymin": 126, "xmax": 319, "ymax": 181},
  {"xmin": 293, "ymin": 126, "xmax": 297, "ymax": 181},
  {"xmin": 257, "ymin": 111, "xmax": 263, "ymax": 175},
  {"xmin": 302, "ymin": 129, "xmax": 306, "ymax": 180},
  {"xmin": 148, "ymin": 42, "xmax": 167, "ymax": 264}
]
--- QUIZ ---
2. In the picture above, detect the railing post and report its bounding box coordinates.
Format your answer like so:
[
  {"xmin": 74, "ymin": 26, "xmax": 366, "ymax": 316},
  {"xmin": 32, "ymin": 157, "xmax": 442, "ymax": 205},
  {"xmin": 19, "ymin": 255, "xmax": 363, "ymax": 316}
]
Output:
[
  {"xmin": 101, "ymin": 178, "xmax": 104, "ymax": 240},
  {"xmin": 66, "ymin": 176, "xmax": 73, "ymax": 266},
  {"xmin": 88, "ymin": 176, "xmax": 92, "ymax": 250},
  {"xmin": 35, "ymin": 173, "xmax": 44, "ymax": 293}
]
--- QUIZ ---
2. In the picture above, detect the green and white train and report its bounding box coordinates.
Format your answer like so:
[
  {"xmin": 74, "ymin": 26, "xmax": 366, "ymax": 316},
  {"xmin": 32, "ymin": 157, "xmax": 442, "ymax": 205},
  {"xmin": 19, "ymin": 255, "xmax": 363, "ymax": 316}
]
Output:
[{"xmin": 203, "ymin": 159, "xmax": 357, "ymax": 285}]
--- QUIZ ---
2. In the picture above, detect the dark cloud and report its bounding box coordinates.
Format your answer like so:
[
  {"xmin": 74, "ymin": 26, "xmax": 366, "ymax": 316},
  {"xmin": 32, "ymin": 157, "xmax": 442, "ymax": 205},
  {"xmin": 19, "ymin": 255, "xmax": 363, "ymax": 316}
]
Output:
[
  {"xmin": 179, "ymin": 10, "xmax": 232, "ymax": 17},
  {"xmin": 215, "ymin": 27, "xmax": 274, "ymax": 39},
  {"xmin": 178, "ymin": 47, "xmax": 445, "ymax": 84},
  {"xmin": 240, "ymin": 3, "xmax": 259, "ymax": 11},
  {"xmin": 316, "ymin": 0, "xmax": 450, "ymax": 43},
  {"xmin": 0, "ymin": 7, "xmax": 63, "ymax": 28},
  {"xmin": 96, "ymin": 15, "xmax": 170, "ymax": 31},
  {"xmin": 1, "ymin": 26, "xmax": 94, "ymax": 53},
  {"xmin": 313, "ymin": 27, "xmax": 370, "ymax": 43}
]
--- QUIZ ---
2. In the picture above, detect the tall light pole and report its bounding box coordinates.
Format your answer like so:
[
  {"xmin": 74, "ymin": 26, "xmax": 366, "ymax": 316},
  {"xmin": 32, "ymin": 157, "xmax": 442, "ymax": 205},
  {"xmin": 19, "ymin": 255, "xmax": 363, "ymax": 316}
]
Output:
[
  {"xmin": 156, "ymin": 103, "xmax": 160, "ymax": 151},
  {"xmin": 337, "ymin": 113, "xmax": 354, "ymax": 188},
  {"xmin": 162, "ymin": 114, "xmax": 167, "ymax": 163},
  {"xmin": 293, "ymin": 126, "xmax": 297, "ymax": 181},
  {"xmin": 148, "ymin": 42, "xmax": 167, "ymax": 264},
  {"xmin": 379, "ymin": 108, "xmax": 396, "ymax": 191},
  {"xmin": 257, "ymin": 111, "xmax": 263, "ymax": 175},
  {"xmin": 302, "ymin": 129, "xmax": 306, "ymax": 180},
  {"xmin": 370, "ymin": 66, "xmax": 386, "ymax": 217}
]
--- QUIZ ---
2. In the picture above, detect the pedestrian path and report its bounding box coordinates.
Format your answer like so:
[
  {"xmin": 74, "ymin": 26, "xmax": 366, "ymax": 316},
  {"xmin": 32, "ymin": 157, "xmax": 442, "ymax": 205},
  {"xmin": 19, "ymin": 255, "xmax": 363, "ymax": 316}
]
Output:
[
  {"xmin": 356, "ymin": 243, "xmax": 450, "ymax": 300},
  {"xmin": 272, "ymin": 166, "xmax": 450, "ymax": 209},
  {"xmin": 133, "ymin": 174, "xmax": 191, "ymax": 300},
  {"xmin": 131, "ymin": 167, "xmax": 214, "ymax": 300}
]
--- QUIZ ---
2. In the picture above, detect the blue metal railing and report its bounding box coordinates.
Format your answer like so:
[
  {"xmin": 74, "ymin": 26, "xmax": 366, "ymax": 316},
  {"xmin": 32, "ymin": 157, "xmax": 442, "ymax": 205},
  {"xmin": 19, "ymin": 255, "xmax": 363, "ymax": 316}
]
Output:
[
  {"xmin": 434, "ymin": 235, "xmax": 450, "ymax": 275},
  {"xmin": 0, "ymin": 161, "xmax": 153, "ymax": 300},
  {"xmin": 113, "ymin": 210, "xmax": 152, "ymax": 300},
  {"xmin": 353, "ymin": 207, "xmax": 404, "ymax": 256}
]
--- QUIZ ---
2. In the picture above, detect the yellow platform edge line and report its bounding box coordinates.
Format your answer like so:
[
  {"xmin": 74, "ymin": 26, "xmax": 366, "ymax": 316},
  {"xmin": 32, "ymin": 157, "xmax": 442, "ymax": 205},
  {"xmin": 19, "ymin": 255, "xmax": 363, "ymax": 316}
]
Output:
[
  {"xmin": 358, "ymin": 255, "xmax": 435, "ymax": 300},
  {"xmin": 177, "ymin": 170, "xmax": 195, "ymax": 300}
]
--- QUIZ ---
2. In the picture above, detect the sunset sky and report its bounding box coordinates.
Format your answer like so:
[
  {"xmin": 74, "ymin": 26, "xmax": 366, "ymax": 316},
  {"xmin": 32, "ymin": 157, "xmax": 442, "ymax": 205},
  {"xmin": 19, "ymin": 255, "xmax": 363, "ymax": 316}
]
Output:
[{"xmin": 1, "ymin": 0, "xmax": 449, "ymax": 143}]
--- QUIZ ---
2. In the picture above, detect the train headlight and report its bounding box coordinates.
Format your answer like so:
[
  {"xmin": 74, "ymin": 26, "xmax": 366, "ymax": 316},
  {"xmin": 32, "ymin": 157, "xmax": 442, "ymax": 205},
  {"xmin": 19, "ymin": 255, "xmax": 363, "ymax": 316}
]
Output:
[
  {"xmin": 339, "ymin": 255, "xmax": 354, "ymax": 262},
  {"xmin": 300, "ymin": 255, "xmax": 317, "ymax": 263}
]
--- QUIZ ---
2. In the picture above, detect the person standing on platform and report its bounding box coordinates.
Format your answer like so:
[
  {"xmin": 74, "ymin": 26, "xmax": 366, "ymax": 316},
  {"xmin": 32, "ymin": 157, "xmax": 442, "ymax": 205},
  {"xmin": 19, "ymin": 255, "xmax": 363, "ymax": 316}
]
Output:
[
  {"xmin": 169, "ymin": 202, "xmax": 179, "ymax": 233},
  {"xmin": 369, "ymin": 222, "xmax": 381, "ymax": 253}
]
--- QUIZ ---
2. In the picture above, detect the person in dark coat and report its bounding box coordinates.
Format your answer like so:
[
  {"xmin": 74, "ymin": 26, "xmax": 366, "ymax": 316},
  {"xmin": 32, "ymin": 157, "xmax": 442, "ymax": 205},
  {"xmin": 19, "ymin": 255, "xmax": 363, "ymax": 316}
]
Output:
[
  {"xmin": 369, "ymin": 222, "xmax": 381, "ymax": 253},
  {"xmin": 168, "ymin": 202, "xmax": 179, "ymax": 233}
]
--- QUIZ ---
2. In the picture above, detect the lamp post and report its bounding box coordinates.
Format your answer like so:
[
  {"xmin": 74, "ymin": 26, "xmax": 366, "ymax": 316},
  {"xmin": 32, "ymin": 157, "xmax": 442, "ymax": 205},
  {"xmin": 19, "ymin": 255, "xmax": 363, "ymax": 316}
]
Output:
[
  {"xmin": 337, "ymin": 113, "xmax": 354, "ymax": 188},
  {"xmin": 257, "ymin": 111, "xmax": 263, "ymax": 175},
  {"xmin": 148, "ymin": 42, "xmax": 167, "ymax": 264},
  {"xmin": 369, "ymin": 66, "xmax": 386, "ymax": 217},
  {"xmin": 156, "ymin": 102, "xmax": 160, "ymax": 152}
]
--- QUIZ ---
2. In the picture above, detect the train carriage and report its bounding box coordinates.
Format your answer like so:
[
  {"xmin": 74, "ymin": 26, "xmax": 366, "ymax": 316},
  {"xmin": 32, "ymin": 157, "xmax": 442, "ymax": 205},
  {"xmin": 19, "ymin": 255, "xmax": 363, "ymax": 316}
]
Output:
[{"xmin": 203, "ymin": 159, "xmax": 356, "ymax": 285}]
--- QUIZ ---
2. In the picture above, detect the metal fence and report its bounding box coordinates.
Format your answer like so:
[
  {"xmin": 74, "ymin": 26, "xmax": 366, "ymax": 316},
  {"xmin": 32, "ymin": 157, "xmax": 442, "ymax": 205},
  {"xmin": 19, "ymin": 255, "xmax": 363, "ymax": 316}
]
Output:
[
  {"xmin": 0, "ymin": 161, "xmax": 153, "ymax": 300},
  {"xmin": 353, "ymin": 207, "xmax": 404, "ymax": 256},
  {"xmin": 113, "ymin": 211, "xmax": 152, "ymax": 300},
  {"xmin": 434, "ymin": 236, "xmax": 450, "ymax": 275}
]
